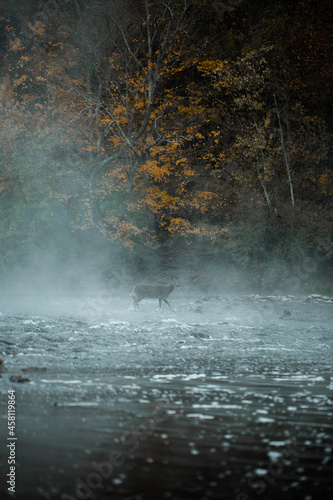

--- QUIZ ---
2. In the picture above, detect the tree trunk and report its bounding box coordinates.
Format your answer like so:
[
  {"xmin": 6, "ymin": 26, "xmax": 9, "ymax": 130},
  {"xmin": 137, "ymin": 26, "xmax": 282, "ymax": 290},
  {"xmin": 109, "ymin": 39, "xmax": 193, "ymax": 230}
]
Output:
[{"xmin": 274, "ymin": 95, "xmax": 295, "ymax": 214}]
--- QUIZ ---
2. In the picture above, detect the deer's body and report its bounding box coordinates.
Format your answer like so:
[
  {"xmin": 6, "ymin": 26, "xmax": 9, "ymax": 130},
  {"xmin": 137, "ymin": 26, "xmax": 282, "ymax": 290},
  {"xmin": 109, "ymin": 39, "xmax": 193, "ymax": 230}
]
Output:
[{"xmin": 130, "ymin": 281, "xmax": 178, "ymax": 310}]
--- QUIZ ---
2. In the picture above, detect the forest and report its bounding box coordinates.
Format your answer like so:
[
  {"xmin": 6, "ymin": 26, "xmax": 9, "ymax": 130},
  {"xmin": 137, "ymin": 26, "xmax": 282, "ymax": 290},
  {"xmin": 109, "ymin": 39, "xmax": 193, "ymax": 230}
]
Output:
[{"xmin": 0, "ymin": 0, "xmax": 332, "ymax": 292}]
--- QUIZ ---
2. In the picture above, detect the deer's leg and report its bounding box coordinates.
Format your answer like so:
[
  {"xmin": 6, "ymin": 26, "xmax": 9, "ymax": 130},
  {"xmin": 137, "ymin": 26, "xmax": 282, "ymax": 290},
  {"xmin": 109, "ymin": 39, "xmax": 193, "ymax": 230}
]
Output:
[
  {"xmin": 133, "ymin": 297, "xmax": 142, "ymax": 309},
  {"xmin": 159, "ymin": 298, "xmax": 162, "ymax": 309},
  {"xmin": 163, "ymin": 298, "xmax": 174, "ymax": 311}
]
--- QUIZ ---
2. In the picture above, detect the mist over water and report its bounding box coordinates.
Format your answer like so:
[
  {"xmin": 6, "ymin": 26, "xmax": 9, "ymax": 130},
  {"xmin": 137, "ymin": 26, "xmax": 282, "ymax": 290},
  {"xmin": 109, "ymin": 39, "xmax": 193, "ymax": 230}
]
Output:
[
  {"xmin": 1, "ymin": 270, "xmax": 332, "ymax": 499},
  {"xmin": 0, "ymin": 0, "xmax": 332, "ymax": 498}
]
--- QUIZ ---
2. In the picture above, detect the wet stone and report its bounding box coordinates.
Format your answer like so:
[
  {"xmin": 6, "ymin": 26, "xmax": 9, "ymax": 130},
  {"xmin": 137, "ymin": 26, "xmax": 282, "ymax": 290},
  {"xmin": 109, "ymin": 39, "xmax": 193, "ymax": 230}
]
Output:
[
  {"xmin": 9, "ymin": 373, "xmax": 30, "ymax": 383},
  {"xmin": 21, "ymin": 366, "xmax": 47, "ymax": 373},
  {"xmin": 189, "ymin": 331, "xmax": 210, "ymax": 339}
]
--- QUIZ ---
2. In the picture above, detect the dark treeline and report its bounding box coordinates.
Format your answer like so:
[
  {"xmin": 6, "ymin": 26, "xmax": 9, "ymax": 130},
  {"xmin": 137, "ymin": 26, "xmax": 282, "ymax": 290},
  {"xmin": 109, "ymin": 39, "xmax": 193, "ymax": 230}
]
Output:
[{"xmin": 0, "ymin": 0, "xmax": 332, "ymax": 292}]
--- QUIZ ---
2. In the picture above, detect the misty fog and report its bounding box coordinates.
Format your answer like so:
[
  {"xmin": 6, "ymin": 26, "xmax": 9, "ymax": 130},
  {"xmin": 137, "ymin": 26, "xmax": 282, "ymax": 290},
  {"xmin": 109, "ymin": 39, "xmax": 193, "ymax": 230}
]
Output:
[{"xmin": 1, "ymin": 0, "xmax": 332, "ymax": 499}]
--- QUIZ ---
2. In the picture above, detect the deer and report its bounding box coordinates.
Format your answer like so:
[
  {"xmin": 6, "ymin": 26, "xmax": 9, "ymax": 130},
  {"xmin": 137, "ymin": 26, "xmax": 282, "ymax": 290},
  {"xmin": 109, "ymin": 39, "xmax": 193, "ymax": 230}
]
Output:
[{"xmin": 130, "ymin": 280, "xmax": 178, "ymax": 311}]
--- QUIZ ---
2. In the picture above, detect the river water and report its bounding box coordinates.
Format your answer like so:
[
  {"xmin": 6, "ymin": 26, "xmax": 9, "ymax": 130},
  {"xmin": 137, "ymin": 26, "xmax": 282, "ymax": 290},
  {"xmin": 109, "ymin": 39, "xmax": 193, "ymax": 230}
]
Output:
[{"xmin": 0, "ymin": 291, "xmax": 332, "ymax": 500}]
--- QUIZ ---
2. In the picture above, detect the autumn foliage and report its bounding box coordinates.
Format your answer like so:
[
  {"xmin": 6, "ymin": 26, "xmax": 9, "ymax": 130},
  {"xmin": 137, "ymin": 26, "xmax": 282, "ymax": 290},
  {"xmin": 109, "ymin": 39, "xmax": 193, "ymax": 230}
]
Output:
[{"xmin": 0, "ymin": 0, "xmax": 332, "ymax": 289}]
